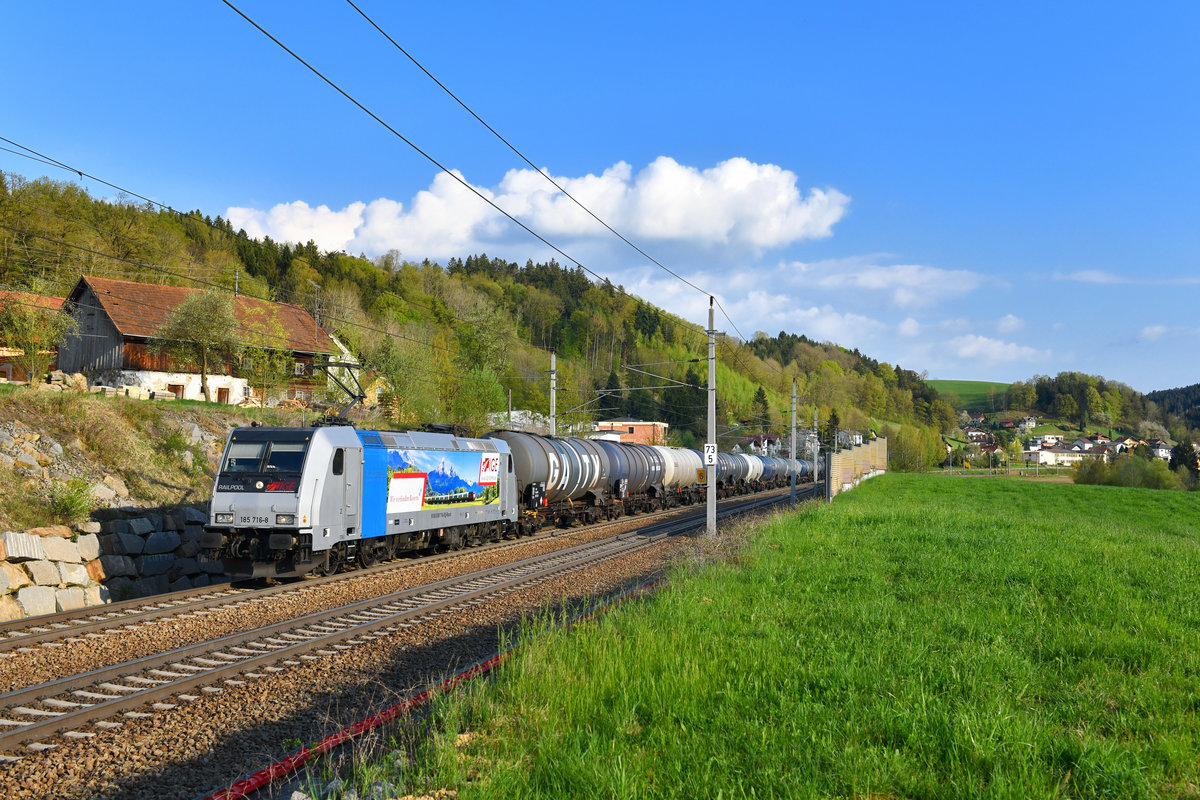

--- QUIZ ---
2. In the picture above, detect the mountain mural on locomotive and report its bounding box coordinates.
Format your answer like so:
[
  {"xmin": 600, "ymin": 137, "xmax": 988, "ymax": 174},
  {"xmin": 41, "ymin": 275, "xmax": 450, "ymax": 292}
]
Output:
[{"xmin": 386, "ymin": 448, "xmax": 502, "ymax": 513}]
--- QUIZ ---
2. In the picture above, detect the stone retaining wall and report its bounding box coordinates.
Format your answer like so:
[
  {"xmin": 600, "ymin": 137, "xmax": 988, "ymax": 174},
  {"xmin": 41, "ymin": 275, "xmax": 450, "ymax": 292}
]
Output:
[{"xmin": 0, "ymin": 507, "xmax": 225, "ymax": 622}]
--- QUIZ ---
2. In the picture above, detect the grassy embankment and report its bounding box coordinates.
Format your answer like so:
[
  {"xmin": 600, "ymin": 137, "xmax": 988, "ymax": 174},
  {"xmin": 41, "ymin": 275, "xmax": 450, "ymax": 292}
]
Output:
[
  {"xmin": 0, "ymin": 386, "xmax": 311, "ymax": 529},
  {"xmin": 357, "ymin": 474, "xmax": 1199, "ymax": 799}
]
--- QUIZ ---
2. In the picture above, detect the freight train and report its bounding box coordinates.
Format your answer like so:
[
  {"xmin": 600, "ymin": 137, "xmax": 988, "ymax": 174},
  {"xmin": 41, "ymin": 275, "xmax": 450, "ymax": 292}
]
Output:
[{"xmin": 200, "ymin": 425, "xmax": 821, "ymax": 578}]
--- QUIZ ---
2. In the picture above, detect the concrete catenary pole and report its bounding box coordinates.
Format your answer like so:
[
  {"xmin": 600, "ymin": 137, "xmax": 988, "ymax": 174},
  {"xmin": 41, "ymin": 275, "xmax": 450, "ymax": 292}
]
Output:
[
  {"xmin": 706, "ymin": 297, "xmax": 717, "ymax": 537},
  {"xmin": 790, "ymin": 378, "xmax": 797, "ymax": 506},
  {"xmin": 549, "ymin": 351, "xmax": 557, "ymax": 436}
]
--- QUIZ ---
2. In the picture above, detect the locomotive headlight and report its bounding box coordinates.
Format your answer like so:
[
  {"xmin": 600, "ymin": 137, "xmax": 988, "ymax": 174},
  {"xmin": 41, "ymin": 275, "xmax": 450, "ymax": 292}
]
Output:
[
  {"xmin": 215, "ymin": 513, "xmax": 234, "ymax": 524},
  {"xmin": 276, "ymin": 514, "xmax": 296, "ymax": 525}
]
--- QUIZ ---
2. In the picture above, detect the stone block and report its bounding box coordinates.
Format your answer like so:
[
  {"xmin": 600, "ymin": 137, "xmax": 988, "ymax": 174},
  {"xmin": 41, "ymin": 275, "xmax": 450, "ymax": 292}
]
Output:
[
  {"xmin": 200, "ymin": 557, "xmax": 226, "ymax": 574},
  {"xmin": 0, "ymin": 430, "xmax": 14, "ymax": 448},
  {"xmin": 128, "ymin": 517, "xmax": 155, "ymax": 536},
  {"xmin": 144, "ymin": 530, "xmax": 181, "ymax": 555},
  {"xmin": 137, "ymin": 554, "xmax": 174, "ymax": 576},
  {"xmin": 0, "ymin": 537, "xmax": 5, "ymax": 561},
  {"xmin": 86, "ymin": 558, "xmax": 107, "ymax": 582},
  {"xmin": 1, "ymin": 562, "xmax": 31, "ymax": 591},
  {"xmin": 192, "ymin": 574, "xmax": 211, "ymax": 588},
  {"xmin": 41, "ymin": 537, "xmax": 80, "ymax": 563},
  {"xmin": 0, "ymin": 453, "xmax": 13, "ymax": 469},
  {"xmin": 26, "ymin": 560, "xmax": 61, "ymax": 586},
  {"xmin": 105, "ymin": 576, "xmax": 135, "ymax": 601},
  {"xmin": 117, "ymin": 533, "xmax": 145, "ymax": 555},
  {"xmin": 90, "ymin": 481, "xmax": 117, "ymax": 504},
  {"xmin": 102, "ymin": 518, "xmax": 129, "ymax": 535},
  {"xmin": 0, "ymin": 568, "xmax": 7, "ymax": 594},
  {"xmin": 77, "ymin": 533, "xmax": 101, "ymax": 562},
  {"xmin": 98, "ymin": 554, "xmax": 136, "ymax": 578},
  {"xmin": 184, "ymin": 507, "xmax": 208, "ymax": 524},
  {"xmin": 183, "ymin": 422, "xmax": 203, "ymax": 444},
  {"xmin": 0, "ymin": 532, "xmax": 46, "ymax": 562},
  {"xmin": 16, "ymin": 586, "xmax": 56, "ymax": 617},
  {"xmin": 132, "ymin": 575, "xmax": 169, "ymax": 597},
  {"xmin": 177, "ymin": 539, "xmax": 200, "ymax": 559},
  {"xmin": 76, "ymin": 521, "xmax": 101, "ymax": 535},
  {"xmin": 0, "ymin": 595, "xmax": 22, "ymax": 622},
  {"xmin": 27, "ymin": 525, "xmax": 72, "ymax": 538},
  {"xmin": 44, "ymin": 437, "xmax": 64, "ymax": 457},
  {"xmin": 162, "ymin": 511, "xmax": 183, "ymax": 531},
  {"xmin": 170, "ymin": 558, "xmax": 199, "ymax": 578},
  {"xmin": 103, "ymin": 474, "xmax": 129, "ymax": 498},
  {"xmin": 168, "ymin": 576, "xmax": 192, "ymax": 592},
  {"xmin": 182, "ymin": 524, "xmax": 204, "ymax": 543},
  {"xmin": 84, "ymin": 584, "xmax": 110, "ymax": 606},
  {"xmin": 58, "ymin": 562, "xmax": 89, "ymax": 586},
  {"xmin": 55, "ymin": 587, "xmax": 86, "ymax": 612},
  {"xmin": 99, "ymin": 533, "xmax": 122, "ymax": 556}
]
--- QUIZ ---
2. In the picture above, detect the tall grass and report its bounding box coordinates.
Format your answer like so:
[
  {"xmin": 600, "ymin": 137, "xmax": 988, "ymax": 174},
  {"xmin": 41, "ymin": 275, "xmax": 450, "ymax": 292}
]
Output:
[{"xmin": 382, "ymin": 475, "xmax": 1199, "ymax": 799}]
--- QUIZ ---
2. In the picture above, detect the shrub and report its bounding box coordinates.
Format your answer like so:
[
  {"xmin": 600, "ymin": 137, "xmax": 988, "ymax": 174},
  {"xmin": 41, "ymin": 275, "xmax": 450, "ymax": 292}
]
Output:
[{"xmin": 50, "ymin": 476, "xmax": 96, "ymax": 523}]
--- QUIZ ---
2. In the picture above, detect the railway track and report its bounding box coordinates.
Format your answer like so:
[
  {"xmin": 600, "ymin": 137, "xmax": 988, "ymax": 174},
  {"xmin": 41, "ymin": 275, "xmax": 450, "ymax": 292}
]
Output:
[
  {"xmin": 0, "ymin": 486, "xmax": 810, "ymax": 760},
  {"xmin": 0, "ymin": 485, "xmax": 811, "ymax": 657}
]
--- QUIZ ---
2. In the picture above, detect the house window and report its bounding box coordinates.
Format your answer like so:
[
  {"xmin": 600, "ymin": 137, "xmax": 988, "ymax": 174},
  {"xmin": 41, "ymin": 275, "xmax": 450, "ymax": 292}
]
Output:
[
  {"xmin": 167, "ymin": 384, "xmax": 184, "ymax": 400},
  {"xmin": 628, "ymin": 426, "xmax": 635, "ymax": 434},
  {"xmin": 294, "ymin": 362, "xmax": 306, "ymax": 376}
]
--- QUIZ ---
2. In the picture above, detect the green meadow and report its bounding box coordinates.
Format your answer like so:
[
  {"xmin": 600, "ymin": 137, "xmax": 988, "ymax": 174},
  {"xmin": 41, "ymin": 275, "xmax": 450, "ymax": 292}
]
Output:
[
  {"xmin": 927, "ymin": 380, "xmax": 1013, "ymax": 411},
  {"xmin": 351, "ymin": 475, "xmax": 1200, "ymax": 799}
]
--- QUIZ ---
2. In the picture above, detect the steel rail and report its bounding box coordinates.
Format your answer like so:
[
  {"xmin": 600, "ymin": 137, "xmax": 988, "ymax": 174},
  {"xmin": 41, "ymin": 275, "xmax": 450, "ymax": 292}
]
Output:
[
  {"xmin": 0, "ymin": 533, "xmax": 659, "ymax": 753},
  {"xmin": 0, "ymin": 486, "xmax": 809, "ymax": 654}
]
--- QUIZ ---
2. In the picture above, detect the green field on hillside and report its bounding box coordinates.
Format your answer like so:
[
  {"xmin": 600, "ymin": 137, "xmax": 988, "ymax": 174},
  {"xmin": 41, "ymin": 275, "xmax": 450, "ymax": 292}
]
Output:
[
  {"xmin": 363, "ymin": 474, "xmax": 1200, "ymax": 799},
  {"xmin": 928, "ymin": 379, "xmax": 1013, "ymax": 411}
]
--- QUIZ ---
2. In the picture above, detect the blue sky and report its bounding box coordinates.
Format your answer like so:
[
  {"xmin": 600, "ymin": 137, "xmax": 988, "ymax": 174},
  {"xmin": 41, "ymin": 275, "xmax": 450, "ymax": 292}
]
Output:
[{"xmin": 3, "ymin": 2, "xmax": 1197, "ymax": 392}]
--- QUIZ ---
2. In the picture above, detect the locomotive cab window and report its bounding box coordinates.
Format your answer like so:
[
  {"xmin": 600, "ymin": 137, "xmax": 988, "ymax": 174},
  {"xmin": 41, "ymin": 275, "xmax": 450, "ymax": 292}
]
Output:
[
  {"xmin": 222, "ymin": 440, "xmax": 309, "ymax": 474},
  {"xmin": 222, "ymin": 442, "xmax": 267, "ymax": 473},
  {"xmin": 332, "ymin": 448, "xmax": 344, "ymax": 476},
  {"xmin": 264, "ymin": 442, "xmax": 307, "ymax": 472}
]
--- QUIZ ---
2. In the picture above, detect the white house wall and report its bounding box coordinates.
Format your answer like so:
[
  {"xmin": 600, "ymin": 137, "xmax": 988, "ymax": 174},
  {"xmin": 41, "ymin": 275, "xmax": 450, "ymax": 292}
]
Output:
[{"xmin": 113, "ymin": 370, "xmax": 249, "ymax": 403}]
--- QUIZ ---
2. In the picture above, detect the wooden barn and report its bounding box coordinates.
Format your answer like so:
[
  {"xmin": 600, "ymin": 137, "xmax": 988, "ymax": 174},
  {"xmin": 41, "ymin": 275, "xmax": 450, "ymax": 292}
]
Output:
[{"xmin": 57, "ymin": 275, "xmax": 337, "ymax": 404}]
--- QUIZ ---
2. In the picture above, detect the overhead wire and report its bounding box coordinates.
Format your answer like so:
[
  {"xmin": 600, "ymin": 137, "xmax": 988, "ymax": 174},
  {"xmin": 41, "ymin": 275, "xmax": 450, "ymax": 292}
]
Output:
[
  {"xmin": 343, "ymin": 1, "xmax": 778, "ymax": 372},
  {"xmin": 218, "ymin": 0, "xmax": 712, "ymax": 350}
]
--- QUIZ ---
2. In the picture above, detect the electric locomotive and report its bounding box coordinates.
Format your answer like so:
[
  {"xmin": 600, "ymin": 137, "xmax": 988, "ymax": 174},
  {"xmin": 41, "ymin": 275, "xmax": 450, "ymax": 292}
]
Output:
[{"xmin": 200, "ymin": 425, "xmax": 518, "ymax": 578}]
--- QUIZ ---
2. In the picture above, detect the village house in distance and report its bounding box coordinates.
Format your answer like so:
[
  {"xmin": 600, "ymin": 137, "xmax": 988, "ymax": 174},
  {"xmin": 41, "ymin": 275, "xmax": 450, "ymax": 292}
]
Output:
[{"xmin": 56, "ymin": 275, "xmax": 337, "ymax": 403}]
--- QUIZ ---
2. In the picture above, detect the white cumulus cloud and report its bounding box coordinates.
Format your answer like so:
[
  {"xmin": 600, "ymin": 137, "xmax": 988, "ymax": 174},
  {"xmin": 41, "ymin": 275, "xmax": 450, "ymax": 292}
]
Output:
[
  {"xmin": 1140, "ymin": 325, "xmax": 1167, "ymax": 341},
  {"xmin": 949, "ymin": 334, "xmax": 1047, "ymax": 363},
  {"xmin": 816, "ymin": 263, "xmax": 984, "ymax": 308},
  {"xmin": 997, "ymin": 314, "xmax": 1024, "ymax": 333},
  {"xmin": 898, "ymin": 318, "xmax": 921, "ymax": 337},
  {"xmin": 226, "ymin": 157, "xmax": 849, "ymax": 260}
]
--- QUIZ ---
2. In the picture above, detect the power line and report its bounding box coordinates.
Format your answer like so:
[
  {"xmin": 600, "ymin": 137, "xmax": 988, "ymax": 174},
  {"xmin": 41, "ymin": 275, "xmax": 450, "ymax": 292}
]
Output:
[
  {"xmin": 344, "ymin": 0, "xmax": 712, "ymax": 300},
  {"xmin": 218, "ymin": 1, "xmax": 712, "ymax": 348}
]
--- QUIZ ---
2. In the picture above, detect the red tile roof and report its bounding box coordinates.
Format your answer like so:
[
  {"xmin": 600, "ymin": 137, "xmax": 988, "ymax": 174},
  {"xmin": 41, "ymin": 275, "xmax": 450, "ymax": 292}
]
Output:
[
  {"xmin": 70, "ymin": 276, "xmax": 336, "ymax": 355},
  {"xmin": 0, "ymin": 291, "xmax": 64, "ymax": 312}
]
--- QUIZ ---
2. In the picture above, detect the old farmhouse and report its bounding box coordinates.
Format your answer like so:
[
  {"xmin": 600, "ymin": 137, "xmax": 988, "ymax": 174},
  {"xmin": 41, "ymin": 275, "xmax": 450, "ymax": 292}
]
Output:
[{"xmin": 57, "ymin": 275, "xmax": 337, "ymax": 404}]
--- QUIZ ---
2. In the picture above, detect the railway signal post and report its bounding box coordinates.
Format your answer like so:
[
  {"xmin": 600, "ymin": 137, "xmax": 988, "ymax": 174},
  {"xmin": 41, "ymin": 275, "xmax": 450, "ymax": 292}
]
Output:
[
  {"xmin": 706, "ymin": 296, "xmax": 717, "ymax": 537},
  {"xmin": 548, "ymin": 351, "xmax": 557, "ymax": 436},
  {"xmin": 790, "ymin": 379, "xmax": 797, "ymax": 506}
]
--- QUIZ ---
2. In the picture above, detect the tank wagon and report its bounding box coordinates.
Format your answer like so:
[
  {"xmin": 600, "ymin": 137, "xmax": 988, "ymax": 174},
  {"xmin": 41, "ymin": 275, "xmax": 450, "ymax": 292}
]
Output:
[{"xmin": 202, "ymin": 424, "xmax": 821, "ymax": 578}]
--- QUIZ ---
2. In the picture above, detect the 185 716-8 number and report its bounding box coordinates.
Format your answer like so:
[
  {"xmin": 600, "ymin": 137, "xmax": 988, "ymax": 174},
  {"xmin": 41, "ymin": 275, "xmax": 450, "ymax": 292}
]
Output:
[{"xmin": 238, "ymin": 515, "xmax": 269, "ymax": 525}]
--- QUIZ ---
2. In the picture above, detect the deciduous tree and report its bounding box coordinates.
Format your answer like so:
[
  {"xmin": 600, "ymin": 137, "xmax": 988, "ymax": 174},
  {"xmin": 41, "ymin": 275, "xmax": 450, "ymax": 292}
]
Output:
[
  {"xmin": 0, "ymin": 295, "xmax": 77, "ymax": 384},
  {"xmin": 149, "ymin": 291, "xmax": 241, "ymax": 403}
]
